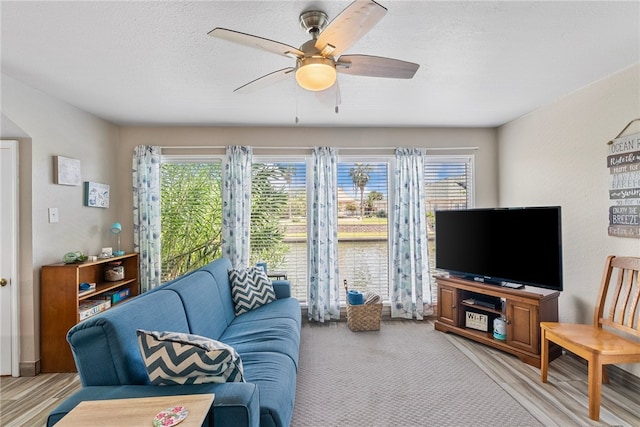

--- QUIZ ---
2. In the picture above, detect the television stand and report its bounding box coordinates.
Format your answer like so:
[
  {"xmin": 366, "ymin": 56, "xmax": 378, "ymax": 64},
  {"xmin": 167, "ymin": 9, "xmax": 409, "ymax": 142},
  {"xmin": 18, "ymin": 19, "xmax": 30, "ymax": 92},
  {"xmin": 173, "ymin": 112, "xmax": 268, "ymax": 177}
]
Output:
[{"xmin": 435, "ymin": 275, "xmax": 562, "ymax": 368}]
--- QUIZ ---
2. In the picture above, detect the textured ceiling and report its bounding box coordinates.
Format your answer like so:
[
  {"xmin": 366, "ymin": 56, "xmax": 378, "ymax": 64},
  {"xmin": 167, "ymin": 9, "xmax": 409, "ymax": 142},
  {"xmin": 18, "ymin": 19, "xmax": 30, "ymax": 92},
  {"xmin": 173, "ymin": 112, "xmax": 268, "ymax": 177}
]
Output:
[{"xmin": 2, "ymin": 1, "xmax": 639, "ymax": 128}]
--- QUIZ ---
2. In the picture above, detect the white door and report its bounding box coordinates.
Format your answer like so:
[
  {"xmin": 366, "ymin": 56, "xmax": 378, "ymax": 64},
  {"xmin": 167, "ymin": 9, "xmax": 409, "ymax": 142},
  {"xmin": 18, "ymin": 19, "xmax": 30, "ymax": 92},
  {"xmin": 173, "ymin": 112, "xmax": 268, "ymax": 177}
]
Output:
[{"xmin": 0, "ymin": 140, "xmax": 19, "ymax": 376}]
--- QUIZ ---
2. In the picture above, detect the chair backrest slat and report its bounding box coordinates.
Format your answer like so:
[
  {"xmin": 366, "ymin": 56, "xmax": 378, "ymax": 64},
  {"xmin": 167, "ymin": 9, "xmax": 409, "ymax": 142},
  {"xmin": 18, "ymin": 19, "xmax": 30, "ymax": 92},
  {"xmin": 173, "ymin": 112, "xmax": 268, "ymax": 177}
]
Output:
[
  {"xmin": 596, "ymin": 256, "xmax": 640, "ymax": 337},
  {"xmin": 628, "ymin": 278, "xmax": 640, "ymax": 331}
]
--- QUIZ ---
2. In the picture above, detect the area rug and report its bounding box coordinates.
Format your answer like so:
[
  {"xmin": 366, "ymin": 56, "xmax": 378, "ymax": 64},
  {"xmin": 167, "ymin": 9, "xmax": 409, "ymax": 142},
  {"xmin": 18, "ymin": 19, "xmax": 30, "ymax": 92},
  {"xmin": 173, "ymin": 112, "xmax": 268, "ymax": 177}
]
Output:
[{"xmin": 290, "ymin": 320, "xmax": 542, "ymax": 427}]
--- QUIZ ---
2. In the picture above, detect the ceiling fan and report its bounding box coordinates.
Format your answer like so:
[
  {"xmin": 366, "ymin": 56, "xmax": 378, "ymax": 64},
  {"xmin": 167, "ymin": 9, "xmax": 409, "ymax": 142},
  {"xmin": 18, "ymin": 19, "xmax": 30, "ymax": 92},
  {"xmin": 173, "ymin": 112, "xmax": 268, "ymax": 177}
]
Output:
[{"xmin": 208, "ymin": 0, "xmax": 419, "ymax": 97}]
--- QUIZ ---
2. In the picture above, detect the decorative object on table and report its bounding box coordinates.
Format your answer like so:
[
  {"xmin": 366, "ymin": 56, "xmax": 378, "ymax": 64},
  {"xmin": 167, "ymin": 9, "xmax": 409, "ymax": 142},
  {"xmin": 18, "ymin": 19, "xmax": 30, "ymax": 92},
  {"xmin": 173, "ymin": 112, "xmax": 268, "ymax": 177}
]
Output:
[
  {"xmin": 493, "ymin": 316, "xmax": 507, "ymax": 341},
  {"xmin": 53, "ymin": 155, "xmax": 81, "ymax": 186},
  {"xmin": 104, "ymin": 261, "xmax": 124, "ymax": 281},
  {"xmin": 62, "ymin": 251, "xmax": 88, "ymax": 264},
  {"xmin": 99, "ymin": 247, "xmax": 113, "ymax": 259},
  {"xmin": 110, "ymin": 222, "xmax": 125, "ymax": 256},
  {"xmin": 343, "ymin": 280, "xmax": 382, "ymax": 332},
  {"xmin": 153, "ymin": 405, "xmax": 189, "ymax": 427},
  {"xmin": 84, "ymin": 181, "xmax": 110, "ymax": 208},
  {"xmin": 78, "ymin": 282, "xmax": 96, "ymax": 296}
]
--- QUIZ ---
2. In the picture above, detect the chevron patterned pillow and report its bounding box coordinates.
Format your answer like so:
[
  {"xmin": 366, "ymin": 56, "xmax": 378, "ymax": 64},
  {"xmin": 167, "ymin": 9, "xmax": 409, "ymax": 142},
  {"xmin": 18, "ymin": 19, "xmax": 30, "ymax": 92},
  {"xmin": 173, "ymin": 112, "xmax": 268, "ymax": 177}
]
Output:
[
  {"xmin": 229, "ymin": 266, "xmax": 276, "ymax": 316},
  {"xmin": 136, "ymin": 329, "xmax": 245, "ymax": 385}
]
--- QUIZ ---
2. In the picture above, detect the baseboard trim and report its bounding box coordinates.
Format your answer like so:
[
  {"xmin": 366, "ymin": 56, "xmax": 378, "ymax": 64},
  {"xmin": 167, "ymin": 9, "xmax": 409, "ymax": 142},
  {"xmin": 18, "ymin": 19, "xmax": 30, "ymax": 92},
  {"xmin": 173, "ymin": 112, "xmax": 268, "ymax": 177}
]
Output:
[{"xmin": 19, "ymin": 359, "xmax": 40, "ymax": 377}]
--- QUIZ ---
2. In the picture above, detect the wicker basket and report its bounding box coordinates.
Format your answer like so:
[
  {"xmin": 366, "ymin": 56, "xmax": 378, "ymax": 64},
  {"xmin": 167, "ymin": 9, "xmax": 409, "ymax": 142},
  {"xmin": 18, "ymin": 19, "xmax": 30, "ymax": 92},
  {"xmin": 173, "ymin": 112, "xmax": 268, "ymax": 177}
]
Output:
[{"xmin": 346, "ymin": 301, "xmax": 382, "ymax": 332}]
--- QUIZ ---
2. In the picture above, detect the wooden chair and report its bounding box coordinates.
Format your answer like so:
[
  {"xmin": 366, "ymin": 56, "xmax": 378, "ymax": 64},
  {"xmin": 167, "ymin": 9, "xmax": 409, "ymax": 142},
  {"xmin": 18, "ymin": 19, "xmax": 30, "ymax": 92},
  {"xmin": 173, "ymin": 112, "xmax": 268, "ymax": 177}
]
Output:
[{"xmin": 540, "ymin": 255, "xmax": 640, "ymax": 421}]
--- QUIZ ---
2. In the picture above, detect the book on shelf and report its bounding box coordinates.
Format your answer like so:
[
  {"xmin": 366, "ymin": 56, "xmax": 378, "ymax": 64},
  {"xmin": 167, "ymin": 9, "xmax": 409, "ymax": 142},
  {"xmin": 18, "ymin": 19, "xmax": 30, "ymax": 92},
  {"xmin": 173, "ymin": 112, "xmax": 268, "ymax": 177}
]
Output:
[
  {"xmin": 90, "ymin": 288, "xmax": 131, "ymax": 305},
  {"xmin": 78, "ymin": 299, "xmax": 111, "ymax": 321}
]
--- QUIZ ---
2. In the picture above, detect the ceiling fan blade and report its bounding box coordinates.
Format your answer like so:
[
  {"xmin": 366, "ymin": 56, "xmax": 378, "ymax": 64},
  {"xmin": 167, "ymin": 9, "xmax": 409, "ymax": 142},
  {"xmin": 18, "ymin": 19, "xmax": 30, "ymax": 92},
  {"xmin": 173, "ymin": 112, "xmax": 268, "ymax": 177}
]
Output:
[
  {"xmin": 315, "ymin": 0, "xmax": 387, "ymax": 58},
  {"xmin": 337, "ymin": 54, "xmax": 419, "ymax": 79},
  {"xmin": 234, "ymin": 67, "xmax": 295, "ymax": 93},
  {"xmin": 209, "ymin": 28, "xmax": 303, "ymax": 58}
]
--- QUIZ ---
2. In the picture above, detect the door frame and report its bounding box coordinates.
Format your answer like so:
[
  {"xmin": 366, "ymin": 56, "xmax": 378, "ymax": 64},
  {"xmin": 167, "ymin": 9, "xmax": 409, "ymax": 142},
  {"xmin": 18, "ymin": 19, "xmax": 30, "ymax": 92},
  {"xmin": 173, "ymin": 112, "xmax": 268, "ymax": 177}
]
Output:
[{"xmin": 1, "ymin": 140, "xmax": 20, "ymax": 377}]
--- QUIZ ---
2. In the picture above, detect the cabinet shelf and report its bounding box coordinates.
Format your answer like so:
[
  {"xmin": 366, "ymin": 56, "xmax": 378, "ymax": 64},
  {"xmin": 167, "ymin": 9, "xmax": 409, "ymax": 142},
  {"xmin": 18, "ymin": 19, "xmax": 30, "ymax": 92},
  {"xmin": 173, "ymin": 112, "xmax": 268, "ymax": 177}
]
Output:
[
  {"xmin": 78, "ymin": 278, "xmax": 136, "ymax": 301},
  {"xmin": 435, "ymin": 275, "xmax": 562, "ymax": 368},
  {"xmin": 40, "ymin": 253, "xmax": 139, "ymax": 372},
  {"xmin": 460, "ymin": 301, "xmax": 503, "ymax": 316}
]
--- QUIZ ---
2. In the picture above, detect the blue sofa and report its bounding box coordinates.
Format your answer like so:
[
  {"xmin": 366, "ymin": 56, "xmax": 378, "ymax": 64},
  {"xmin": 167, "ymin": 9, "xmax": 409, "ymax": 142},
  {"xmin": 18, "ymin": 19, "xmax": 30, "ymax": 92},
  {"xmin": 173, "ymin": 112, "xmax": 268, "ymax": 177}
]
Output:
[{"xmin": 47, "ymin": 257, "xmax": 301, "ymax": 427}]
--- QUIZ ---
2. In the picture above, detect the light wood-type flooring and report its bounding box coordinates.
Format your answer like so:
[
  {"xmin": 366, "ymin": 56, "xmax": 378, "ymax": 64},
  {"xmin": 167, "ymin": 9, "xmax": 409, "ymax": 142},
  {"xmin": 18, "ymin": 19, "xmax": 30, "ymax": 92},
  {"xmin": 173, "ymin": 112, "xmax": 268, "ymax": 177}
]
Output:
[{"xmin": 1, "ymin": 320, "xmax": 639, "ymax": 427}]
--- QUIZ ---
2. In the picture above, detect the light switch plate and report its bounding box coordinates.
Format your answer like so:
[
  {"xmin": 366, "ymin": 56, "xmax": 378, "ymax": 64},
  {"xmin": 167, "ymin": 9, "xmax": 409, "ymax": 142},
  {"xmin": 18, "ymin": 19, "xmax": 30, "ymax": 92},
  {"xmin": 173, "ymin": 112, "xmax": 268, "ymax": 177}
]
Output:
[{"xmin": 48, "ymin": 207, "xmax": 59, "ymax": 223}]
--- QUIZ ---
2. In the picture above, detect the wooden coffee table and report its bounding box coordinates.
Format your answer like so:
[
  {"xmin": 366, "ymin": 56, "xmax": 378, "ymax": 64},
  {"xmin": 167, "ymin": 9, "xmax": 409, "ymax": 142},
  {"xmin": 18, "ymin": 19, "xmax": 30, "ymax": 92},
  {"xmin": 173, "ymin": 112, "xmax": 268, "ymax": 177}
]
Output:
[{"xmin": 55, "ymin": 393, "xmax": 215, "ymax": 426}]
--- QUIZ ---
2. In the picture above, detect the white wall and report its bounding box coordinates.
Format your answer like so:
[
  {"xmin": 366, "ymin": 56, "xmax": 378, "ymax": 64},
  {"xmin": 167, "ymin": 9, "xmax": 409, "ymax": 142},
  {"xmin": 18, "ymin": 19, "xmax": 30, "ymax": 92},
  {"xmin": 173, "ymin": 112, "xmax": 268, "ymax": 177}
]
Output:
[
  {"xmin": 1, "ymin": 75, "xmax": 120, "ymax": 374},
  {"xmin": 498, "ymin": 64, "xmax": 640, "ymax": 376}
]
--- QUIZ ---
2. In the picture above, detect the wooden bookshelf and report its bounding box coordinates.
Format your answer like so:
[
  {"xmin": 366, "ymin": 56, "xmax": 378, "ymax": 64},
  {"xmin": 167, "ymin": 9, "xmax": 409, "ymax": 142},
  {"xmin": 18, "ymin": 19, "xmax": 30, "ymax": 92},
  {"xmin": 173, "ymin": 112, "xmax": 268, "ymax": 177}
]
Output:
[{"xmin": 40, "ymin": 253, "xmax": 139, "ymax": 372}]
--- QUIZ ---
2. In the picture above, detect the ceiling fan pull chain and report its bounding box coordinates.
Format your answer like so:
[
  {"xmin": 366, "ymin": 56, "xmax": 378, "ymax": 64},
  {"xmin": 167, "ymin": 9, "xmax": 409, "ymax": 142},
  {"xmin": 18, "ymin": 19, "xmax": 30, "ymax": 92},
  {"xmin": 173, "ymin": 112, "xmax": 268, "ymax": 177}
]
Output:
[{"xmin": 295, "ymin": 83, "xmax": 300, "ymax": 124}]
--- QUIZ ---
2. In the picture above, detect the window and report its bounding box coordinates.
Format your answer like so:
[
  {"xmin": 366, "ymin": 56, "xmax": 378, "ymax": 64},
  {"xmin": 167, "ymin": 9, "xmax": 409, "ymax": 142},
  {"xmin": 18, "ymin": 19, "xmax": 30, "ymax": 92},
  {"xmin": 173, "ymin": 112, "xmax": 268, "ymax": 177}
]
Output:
[
  {"xmin": 424, "ymin": 155, "xmax": 474, "ymax": 300},
  {"xmin": 251, "ymin": 159, "xmax": 308, "ymax": 301},
  {"xmin": 250, "ymin": 157, "xmax": 390, "ymax": 303},
  {"xmin": 160, "ymin": 158, "xmax": 223, "ymax": 282},
  {"xmin": 158, "ymin": 151, "xmax": 474, "ymax": 307},
  {"xmin": 337, "ymin": 160, "xmax": 389, "ymax": 300}
]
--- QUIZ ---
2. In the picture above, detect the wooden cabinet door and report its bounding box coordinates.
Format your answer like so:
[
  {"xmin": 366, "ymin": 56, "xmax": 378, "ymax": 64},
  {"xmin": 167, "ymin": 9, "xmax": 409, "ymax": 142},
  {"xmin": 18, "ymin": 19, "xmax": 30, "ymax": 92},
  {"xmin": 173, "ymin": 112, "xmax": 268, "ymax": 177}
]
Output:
[
  {"xmin": 437, "ymin": 284, "xmax": 459, "ymax": 326},
  {"xmin": 505, "ymin": 300, "xmax": 538, "ymax": 353}
]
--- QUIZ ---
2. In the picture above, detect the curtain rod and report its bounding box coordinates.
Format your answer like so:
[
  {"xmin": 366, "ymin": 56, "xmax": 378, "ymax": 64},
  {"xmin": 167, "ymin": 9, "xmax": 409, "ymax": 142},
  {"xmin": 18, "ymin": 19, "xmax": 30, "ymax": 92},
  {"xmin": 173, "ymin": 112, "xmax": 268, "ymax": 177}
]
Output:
[{"xmin": 160, "ymin": 146, "xmax": 479, "ymax": 151}]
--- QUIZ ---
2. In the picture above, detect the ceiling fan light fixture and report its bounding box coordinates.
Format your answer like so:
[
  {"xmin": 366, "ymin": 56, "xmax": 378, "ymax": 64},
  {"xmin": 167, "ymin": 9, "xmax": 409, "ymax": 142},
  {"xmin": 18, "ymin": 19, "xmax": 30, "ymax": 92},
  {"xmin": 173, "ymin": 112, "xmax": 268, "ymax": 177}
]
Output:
[{"xmin": 295, "ymin": 57, "xmax": 336, "ymax": 91}]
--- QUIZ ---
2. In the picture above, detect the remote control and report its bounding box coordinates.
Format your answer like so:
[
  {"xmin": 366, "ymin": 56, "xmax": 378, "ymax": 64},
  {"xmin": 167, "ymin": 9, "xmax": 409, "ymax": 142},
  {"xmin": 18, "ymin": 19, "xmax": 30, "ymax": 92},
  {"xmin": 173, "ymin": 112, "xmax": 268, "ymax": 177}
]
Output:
[{"xmin": 502, "ymin": 282, "xmax": 524, "ymax": 289}]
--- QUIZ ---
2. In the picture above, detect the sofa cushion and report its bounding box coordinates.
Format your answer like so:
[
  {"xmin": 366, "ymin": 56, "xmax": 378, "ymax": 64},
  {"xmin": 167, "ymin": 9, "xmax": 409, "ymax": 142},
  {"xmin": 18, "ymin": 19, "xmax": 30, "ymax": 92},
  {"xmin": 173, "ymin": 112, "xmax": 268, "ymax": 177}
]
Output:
[
  {"xmin": 137, "ymin": 330, "xmax": 245, "ymax": 385},
  {"xmin": 240, "ymin": 351, "xmax": 298, "ymax": 427},
  {"xmin": 222, "ymin": 315, "xmax": 301, "ymax": 369},
  {"xmin": 164, "ymin": 269, "xmax": 230, "ymax": 340},
  {"xmin": 199, "ymin": 257, "xmax": 237, "ymax": 325},
  {"xmin": 229, "ymin": 267, "xmax": 276, "ymax": 316},
  {"xmin": 230, "ymin": 297, "xmax": 301, "ymax": 328}
]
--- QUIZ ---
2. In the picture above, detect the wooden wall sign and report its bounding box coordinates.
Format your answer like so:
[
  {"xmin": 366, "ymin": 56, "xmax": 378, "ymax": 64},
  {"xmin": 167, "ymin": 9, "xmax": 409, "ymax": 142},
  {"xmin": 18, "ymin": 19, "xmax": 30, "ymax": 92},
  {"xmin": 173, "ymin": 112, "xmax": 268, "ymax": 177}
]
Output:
[{"xmin": 607, "ymin": 132, "xmax": 640, "ymax": 238}]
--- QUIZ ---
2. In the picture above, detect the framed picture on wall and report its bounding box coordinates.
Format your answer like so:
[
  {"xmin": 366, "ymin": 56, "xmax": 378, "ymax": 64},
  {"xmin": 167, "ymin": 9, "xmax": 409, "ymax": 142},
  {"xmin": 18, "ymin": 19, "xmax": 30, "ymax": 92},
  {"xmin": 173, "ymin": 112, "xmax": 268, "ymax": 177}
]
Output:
[
  {"xmin": 53, "ymin": 156, "xmax": 81, "ymax": 186},
  {"xmin": 84, "ymin": 181, "xmax": 110, "ymax": 208}
]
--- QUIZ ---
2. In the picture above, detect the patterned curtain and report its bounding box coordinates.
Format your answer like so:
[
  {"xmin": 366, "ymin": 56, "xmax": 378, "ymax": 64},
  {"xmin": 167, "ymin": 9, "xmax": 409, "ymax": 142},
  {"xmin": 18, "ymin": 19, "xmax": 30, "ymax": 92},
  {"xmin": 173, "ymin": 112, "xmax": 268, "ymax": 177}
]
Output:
[
  {"xmin": 307, "ymin": 147, "xmax": 340, "ymax": 322},
  {"xmin": 390, "ymin": 148, "xmax": 432, "ymax": 319},
  {"xmin": 222, "ymin": 146, "xmax": 252, "ymax": 269},
  {"xmin": 132, "ymin": 145, "xmax": 162, "ymax": 292}
]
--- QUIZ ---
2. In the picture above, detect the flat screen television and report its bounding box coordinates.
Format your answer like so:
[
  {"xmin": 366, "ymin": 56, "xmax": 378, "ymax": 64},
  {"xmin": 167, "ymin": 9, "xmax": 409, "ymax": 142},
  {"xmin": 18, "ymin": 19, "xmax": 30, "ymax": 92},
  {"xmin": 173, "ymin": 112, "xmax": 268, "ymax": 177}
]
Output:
[{"xmin": 434, "ymin": 206, "xmax": 563, "ymax": 291}]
